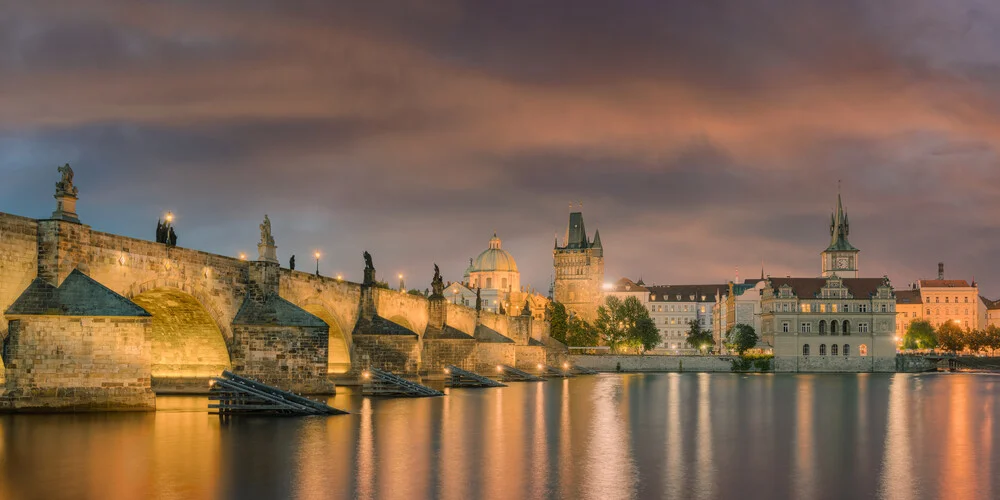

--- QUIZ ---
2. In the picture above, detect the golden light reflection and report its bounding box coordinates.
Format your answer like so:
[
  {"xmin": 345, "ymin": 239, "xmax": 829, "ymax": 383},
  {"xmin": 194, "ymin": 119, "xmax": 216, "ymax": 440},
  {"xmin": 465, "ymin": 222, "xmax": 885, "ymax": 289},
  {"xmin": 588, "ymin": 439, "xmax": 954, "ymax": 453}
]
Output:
[
  {"xmin": 879, "ymin": 375, "xmax": 916, "ymax": 500},
  {"xmin": 666, "ymin": 374, "xmax": 684, "ymax": 500},
  {"xmin": 793, "ymin": 377, "xmax": 816, "ymax": 500},
  {"xmin": 559, "ymin": 377, "xmax": 573, "ymax": 495},
  {"xmin": 529, "ymin": 381, "xmax": 548, "ymax": 498},
  {"xmin": 694, "ymin": 373, "xmax": 715, "ymax": 500},
  {"xmin": 585, "ymin": 375, "xmax": 636, "ymax": 499},
  {"xmin": 357, "ymin": 397, "xmax": 375, "ymax": 500},
  {"xmin": 942, "ymin": 377, "xmax": 975, "ymax": 499}
]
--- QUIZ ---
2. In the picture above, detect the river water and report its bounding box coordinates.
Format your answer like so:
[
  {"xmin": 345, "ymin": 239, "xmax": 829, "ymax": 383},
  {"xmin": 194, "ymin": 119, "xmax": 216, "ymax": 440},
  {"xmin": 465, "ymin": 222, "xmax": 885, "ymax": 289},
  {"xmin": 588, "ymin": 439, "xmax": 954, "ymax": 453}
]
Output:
[{"xmin": 0, "ymin": 373, "xmax": 997, "ymax": 500}]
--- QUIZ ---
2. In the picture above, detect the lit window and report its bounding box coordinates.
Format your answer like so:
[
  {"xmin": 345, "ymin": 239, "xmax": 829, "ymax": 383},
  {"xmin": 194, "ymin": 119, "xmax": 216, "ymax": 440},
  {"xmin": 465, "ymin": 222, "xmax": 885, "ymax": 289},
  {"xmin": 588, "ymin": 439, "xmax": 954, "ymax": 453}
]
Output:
[
  {"xmin": 820, "ymin": 304, "xmax": 827, "ymax": 313},
  {"xmin": 801, "ymin": 304, "xmax": 811, "ymax": 313},
  {"xmin": 831, "ymin": 304, "xmax": 838, "ymax": 313},
  {"xmin": 859, "ymin": 344, "xmax": 868, "ymax": 356}
]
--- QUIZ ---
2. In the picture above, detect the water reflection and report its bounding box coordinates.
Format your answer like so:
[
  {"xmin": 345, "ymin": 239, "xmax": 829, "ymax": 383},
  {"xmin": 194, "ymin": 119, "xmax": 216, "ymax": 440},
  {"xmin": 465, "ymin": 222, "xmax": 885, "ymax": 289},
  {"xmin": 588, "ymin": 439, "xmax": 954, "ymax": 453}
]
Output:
[{"xmin": 2, "ymin": 374, "xmax": 1000, "ymax": 500}]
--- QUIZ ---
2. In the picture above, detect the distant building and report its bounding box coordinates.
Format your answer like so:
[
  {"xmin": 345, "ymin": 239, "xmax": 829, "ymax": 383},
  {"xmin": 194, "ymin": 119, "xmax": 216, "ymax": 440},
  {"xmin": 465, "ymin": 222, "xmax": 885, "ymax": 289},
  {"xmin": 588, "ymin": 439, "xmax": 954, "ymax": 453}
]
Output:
[
  {"xmin": 713, "ymin": 278, "xmax": 767, "ymax": 353},
  {"xmin": 761, "ymin": 190, "xmax": 897, "ymax": 372},
  {"xmin": 647, "ymin": 283, "xmax": 726, "ymax": 351},
  {"xmin": 606, "ymin": 278, "xmax": 724, "ymax": 352},
  {"xmin": 985, "ymin": 298, "xmax": 1000, "ymax": 329},
  {"xmin": 894, "ymin": 288, "xmax": 922, "ymax": 338},
  {"xmin": 893, "ymin": 263, "xmax": 985, "ymax": 335},
  {"xmin": 553, "ymin": 211, "xmax": 604, "ymax": 322}
]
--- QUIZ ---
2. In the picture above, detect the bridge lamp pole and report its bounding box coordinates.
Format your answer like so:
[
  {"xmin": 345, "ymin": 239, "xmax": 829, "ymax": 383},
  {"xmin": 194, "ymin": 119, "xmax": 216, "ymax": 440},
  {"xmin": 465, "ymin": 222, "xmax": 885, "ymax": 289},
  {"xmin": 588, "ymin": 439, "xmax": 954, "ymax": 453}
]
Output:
[{"xmin": 315, "ymin": 251, "xmax": 321, "ymax": 276}]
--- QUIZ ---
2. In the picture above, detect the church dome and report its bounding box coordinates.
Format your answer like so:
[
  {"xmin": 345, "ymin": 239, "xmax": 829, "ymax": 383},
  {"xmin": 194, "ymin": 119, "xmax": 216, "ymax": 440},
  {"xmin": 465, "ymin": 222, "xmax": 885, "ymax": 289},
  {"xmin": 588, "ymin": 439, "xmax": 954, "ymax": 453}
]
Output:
[{"xmin": 471, "ymin": 233, "xmax": 519, "ymax": 273}]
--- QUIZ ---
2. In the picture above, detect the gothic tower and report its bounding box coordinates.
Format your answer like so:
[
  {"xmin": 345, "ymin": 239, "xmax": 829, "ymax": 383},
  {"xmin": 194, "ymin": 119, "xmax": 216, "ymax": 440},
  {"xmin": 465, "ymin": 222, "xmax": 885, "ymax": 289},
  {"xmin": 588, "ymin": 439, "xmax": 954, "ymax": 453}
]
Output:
[
  {"xmin": 821, "ymin": 189, "xmax": 859, "ymax": 278},
  {"xmin": 553, "ymin": 211, "xmax": 604, "ymax": 322}
]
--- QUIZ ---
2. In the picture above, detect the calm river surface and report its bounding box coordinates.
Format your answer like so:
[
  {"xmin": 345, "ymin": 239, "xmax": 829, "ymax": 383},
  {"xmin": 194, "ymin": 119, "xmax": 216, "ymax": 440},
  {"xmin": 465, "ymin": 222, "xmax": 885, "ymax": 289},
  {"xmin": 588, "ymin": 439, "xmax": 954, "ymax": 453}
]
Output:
[{"xmin": 1, "ymin": 373, "xmax": 998, "ymax": 500}]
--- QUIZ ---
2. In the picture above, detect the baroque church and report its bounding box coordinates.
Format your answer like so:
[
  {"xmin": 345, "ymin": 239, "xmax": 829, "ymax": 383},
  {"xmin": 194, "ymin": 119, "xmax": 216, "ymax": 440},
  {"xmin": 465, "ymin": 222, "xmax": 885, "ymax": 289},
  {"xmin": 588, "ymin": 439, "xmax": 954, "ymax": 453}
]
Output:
[
  {"xmin": 761, "ymin": 191, "xmax": 897, "ymax": 372},
  {"xmin": 444, "ymin": 233, "xmax": 548, "ymax": 320}
]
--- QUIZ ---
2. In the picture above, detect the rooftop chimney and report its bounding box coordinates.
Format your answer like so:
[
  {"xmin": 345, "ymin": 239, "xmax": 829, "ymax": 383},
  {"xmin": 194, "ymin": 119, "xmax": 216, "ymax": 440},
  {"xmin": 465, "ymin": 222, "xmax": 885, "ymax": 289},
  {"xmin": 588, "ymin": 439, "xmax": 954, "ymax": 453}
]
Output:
[{"xmin": 938, "ymin": 262, "xmax": 944, "ymax": 280}]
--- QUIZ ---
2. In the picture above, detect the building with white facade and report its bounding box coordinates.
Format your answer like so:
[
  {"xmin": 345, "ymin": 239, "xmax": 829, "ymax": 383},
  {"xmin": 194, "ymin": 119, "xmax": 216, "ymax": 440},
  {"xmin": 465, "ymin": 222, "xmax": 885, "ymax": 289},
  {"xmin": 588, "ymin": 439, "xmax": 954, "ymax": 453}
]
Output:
[{"xmin": 606, "ymin": 278, "xmax": 725, "ymax": 352}]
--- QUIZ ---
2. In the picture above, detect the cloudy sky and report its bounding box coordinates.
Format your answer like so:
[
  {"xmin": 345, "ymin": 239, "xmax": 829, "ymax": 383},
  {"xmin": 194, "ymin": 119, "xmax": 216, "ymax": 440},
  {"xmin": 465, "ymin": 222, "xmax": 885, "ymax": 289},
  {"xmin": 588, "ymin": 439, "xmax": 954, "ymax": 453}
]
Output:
[{"xmin": 2, "ymin": 1, "xmax": 1000, "ymax": 296}]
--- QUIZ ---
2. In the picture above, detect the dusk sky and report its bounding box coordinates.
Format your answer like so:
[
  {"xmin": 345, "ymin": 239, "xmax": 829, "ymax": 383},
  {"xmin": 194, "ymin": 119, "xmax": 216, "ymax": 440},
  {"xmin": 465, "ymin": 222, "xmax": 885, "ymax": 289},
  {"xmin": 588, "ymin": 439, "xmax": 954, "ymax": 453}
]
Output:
[{"xmin": 2, "ymin": 1, "xmax": 1000, "ymax": 296}]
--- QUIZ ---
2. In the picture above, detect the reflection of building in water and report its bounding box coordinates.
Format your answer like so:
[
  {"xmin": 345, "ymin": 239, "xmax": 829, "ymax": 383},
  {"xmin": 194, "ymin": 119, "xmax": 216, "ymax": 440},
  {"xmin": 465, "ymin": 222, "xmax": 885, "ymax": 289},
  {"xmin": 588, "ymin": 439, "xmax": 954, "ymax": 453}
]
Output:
[
  {"xmin": 763, "ymin": 190, "xmax": 897, "ymax": 372},
  {"xmin": 444, "ymin": 232, "xmax": 548, "ymax": 319}
]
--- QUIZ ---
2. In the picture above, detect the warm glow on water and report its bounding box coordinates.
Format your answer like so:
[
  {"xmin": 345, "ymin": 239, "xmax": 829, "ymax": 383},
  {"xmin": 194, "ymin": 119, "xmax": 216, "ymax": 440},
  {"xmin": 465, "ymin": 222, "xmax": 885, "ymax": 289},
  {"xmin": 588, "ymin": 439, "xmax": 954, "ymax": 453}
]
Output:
[{"xmin": 2, "ymin": 374, "xmax": 1000, "ymax": 500}]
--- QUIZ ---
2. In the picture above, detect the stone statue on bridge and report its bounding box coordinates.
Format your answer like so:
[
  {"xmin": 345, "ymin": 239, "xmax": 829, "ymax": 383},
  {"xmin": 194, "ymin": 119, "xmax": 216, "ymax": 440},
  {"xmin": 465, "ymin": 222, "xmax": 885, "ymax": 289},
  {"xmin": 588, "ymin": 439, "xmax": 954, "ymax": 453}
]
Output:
[
  {"xmin": 259, "ymin": 214, "xmax": 275, "ymax": 246},
  {"xmin": 475, "ymin": 287, "xmax": 482, "ymax": 312},
  {"xmin": 289, "ymin": 255, "xmax": 296, "ymax": 270},
  {"xmin": 257, "ymin": 214, "xmax": 278, "ymax": 263},
  {"xmin": 362, "ymin": 251, "xmax": 376, "ymax": 285},
  {"xmin": 55, "ymin": 164, "xmax": 78, "ymax": 197},
  {"xmin": 431, "ymin": 264, "xmax": 444, "ymax": 296},
  {"xmin": 167, "ymin": 226, "xmax": 177, "ymax": 247}
]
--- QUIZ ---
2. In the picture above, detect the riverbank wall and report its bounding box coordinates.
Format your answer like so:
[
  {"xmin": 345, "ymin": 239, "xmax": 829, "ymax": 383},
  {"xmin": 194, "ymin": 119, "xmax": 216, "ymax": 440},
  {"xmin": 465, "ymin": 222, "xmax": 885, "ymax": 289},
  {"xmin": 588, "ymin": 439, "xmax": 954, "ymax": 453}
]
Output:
[{"xmin": 572, "ymin": 354, "xmax": 943, "ymax": 373}]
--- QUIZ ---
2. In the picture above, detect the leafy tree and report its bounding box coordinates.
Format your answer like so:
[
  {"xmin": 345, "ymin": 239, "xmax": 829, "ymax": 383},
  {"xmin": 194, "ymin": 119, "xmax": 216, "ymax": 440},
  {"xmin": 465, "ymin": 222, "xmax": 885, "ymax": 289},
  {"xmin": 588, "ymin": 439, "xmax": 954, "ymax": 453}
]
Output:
[
  {"xmin": 725, "ymin": 324, "xmax": 759, "ymax": 355},
  {"xmin": 936, "ymin": 321, "xmax": 966, "ymax": 354},
  {"xmin": 633, "ymin": 317, "xmax": 661, "ymax": 354},
  {"xmin": 548, "ymin": 302, "xmax": 569, "ymax": 344},
  {"xmin": 594, "ymin": 296, "xmax": 651, "ymax": 352},
  {"xmin": 986, "ymin": 325, "xmax": 1000, "ymax": 356},
  {"xmin": 965, "ymin": 329, "xmax": 989, "ymax": 355},
  {"xmin": 566, "ymin": 317, "xmax": 599, "ymax": 347},
  {"xmin": 902, "ymin": 319, "xmax": 937, "ymax": 350},
  {"xmin": 685, "ymin": 319, "xmax": 715, "ymax": 354},
  {"xmin": 407, "ymin": 289, "xmax": 424, "ymax": 296}
]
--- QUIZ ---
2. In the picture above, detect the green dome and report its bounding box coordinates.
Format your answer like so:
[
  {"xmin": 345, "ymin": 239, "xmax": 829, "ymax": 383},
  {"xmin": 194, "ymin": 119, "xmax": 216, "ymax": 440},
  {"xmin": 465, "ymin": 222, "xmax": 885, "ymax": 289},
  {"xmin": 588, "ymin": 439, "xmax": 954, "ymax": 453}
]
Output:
[{"xmin": 471, "ymin": 234, "xmax": 519, "ymax": 273}]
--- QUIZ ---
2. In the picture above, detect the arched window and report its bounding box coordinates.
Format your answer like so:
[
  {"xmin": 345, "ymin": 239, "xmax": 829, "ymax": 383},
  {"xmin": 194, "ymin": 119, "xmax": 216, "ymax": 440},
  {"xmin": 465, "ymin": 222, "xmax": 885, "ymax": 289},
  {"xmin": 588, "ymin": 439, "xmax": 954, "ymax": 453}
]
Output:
[
  {"xmin": 830, "ymin": 320, "xmax": 839, "ymax": 335},
  {"xmin": 842, "ymin": 320, "xmax": 851, "ymax": 336},
  {"xmin": 843, "ymin": 344, "xmax": 850, "ymax": 356},
  {"xmin": 802, "ymin": 344, "xmax": 810, "ymax": 356},
  {"xmin": 859, "ymin": 344, "xmax": 868, "ymax": 356},
  {"xmin": 820, "ymin": 344, "xmax": 827, "ymax": 356},
  {"xmin": 819, "ymin": 320, "xmax": 827, "ymax": 334},
  {"xmin": 831, "ymin": 344, "xmax": 839, "ymax": 356}
]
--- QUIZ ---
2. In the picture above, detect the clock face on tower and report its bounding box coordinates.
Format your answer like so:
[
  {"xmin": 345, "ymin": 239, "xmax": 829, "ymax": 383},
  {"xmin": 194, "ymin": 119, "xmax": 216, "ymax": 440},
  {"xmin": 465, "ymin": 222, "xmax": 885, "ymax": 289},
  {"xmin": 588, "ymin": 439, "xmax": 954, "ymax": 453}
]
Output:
[{"xmin": 836, "ymin": 257, "xmax": 849, "ymax": 269}]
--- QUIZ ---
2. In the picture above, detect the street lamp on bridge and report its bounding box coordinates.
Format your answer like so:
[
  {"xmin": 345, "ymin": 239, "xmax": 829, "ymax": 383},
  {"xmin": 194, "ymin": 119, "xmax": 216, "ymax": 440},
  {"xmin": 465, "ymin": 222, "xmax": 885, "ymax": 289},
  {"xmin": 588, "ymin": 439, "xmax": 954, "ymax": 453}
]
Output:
[{"xmin": 314, "ymin": 251, "xmax": 321, "ymax": 276}]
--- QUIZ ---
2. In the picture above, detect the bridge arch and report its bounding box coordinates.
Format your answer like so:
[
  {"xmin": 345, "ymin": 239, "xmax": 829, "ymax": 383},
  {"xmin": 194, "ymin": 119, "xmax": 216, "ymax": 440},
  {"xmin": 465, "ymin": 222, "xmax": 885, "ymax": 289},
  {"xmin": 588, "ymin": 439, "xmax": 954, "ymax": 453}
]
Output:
[
  {"xmin": 130, "ymin": 287, "xmax": 232, "ymax": 388},
  {"xmin": 124, "ymin": 278, "xmax": 233, "ymax": 342},
  {"xmin": 299, "ymin": 300, "xmax": 352, "ymax": 374}
]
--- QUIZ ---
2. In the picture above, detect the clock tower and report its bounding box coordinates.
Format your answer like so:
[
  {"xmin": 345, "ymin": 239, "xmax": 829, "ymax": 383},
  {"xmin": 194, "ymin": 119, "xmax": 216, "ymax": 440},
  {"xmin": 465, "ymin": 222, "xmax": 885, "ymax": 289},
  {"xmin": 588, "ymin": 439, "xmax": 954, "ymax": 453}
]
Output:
[{"xmin": 821, "ymin": 190, "xmax": 859, "ymax": 278}]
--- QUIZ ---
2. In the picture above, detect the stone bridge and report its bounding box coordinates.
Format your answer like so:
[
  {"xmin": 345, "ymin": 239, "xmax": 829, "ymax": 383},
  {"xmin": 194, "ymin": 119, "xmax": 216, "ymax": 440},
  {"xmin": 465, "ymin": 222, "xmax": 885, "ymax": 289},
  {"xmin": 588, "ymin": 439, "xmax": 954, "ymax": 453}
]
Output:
[{"xmin": 0, "ymin": 174, "xmax": 561, "ymax": 411}]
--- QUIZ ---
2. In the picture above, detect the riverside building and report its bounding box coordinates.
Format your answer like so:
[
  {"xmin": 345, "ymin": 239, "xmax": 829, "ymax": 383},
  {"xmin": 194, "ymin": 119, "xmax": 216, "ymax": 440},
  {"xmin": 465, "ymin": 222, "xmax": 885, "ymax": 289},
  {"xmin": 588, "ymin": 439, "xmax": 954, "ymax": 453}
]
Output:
[{"xmin": 761, "ymin": 191, "xmax": 897, "ymax": 372}]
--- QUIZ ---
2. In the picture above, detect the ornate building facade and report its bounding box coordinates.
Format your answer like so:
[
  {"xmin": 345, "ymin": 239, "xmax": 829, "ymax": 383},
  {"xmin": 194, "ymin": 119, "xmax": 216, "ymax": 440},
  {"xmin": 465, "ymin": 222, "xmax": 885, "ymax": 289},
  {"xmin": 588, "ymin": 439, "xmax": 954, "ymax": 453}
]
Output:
[
  {"xmin": 761, "ymin": 192, "xmax": 897, "ymax": 372},
  {"xmin": 553, "ymin": 211, "xmax": 604, "ymax": 322}
]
